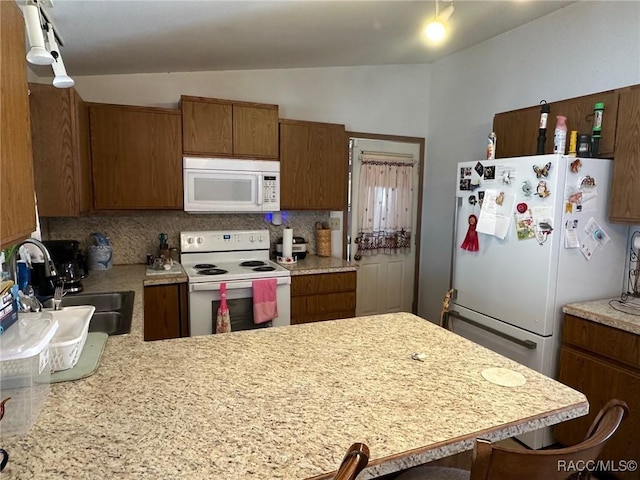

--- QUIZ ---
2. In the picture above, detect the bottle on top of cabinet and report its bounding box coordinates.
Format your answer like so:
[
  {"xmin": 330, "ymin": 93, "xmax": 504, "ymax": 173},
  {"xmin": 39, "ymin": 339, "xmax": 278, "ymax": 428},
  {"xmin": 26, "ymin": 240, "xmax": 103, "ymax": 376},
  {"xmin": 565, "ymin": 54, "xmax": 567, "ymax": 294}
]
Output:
[{"xmin": 553, "ymin": 115, "xmax": 567, "ymax": 155}]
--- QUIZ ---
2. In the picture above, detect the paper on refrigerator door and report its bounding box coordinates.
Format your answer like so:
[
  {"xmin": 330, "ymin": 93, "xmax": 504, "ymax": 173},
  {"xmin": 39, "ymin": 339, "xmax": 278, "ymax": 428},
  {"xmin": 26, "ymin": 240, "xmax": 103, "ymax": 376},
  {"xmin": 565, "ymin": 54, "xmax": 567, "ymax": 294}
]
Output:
[
  {"xmin": 476, "ymin": 189, "xmax": 516, "ymax": 240},
  {"xmin": 580, "ymin": 217, "xmax": 611, "ymax": 260}
]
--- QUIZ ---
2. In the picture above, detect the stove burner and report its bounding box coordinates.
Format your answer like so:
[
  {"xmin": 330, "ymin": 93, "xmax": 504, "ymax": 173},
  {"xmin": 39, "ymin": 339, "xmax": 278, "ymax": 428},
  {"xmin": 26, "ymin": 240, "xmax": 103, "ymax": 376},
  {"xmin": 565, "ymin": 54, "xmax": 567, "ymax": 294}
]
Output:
[
  {"xmin": 240, "ymin": 261, "xmax": 266, "ymax": 267},
  {"xmin": 198, "ymin": 268, "xmax": 228, "ymax": 276},
  {"xmin": 194, "ymin": 263, "xmax": 216, "ymax": 269},
  {"xmin": 253, "ymin": 266, "xmax": 275, "ymax": 272}
]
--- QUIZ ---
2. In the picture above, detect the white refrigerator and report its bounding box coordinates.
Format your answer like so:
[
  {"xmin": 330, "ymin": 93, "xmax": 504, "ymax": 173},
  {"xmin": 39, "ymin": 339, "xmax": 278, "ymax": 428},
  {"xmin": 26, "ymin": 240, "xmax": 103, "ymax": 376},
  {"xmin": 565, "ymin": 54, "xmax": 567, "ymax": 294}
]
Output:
[{"xmin": 450, "ymin": 154, "xmax": 628, "ymax": 448}]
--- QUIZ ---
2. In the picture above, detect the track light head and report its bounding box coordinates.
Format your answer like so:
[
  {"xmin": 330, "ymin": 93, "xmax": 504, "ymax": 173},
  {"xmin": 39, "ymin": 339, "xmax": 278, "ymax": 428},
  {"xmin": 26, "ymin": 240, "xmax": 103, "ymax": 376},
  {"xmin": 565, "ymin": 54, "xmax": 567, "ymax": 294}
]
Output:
[
  {"xmin": 45, "ymin": 23, "xmax": 74, "ymax": 88},
  {"xmin": 423, "ymin": 1, "xmax": 454, "ymax": 44},
  {"xmin": 24, "ymin": 4, "xmax": 54, "ymax": 65}
]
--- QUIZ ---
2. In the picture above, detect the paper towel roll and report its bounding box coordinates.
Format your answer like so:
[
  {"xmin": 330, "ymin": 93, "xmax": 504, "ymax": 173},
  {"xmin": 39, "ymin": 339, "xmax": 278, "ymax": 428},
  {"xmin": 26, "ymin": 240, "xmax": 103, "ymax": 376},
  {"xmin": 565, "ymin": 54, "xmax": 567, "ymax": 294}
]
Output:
[
  {"xmin": 282, "ymin": 228, "xmax": 293, "ymax": 259},
  {"xmin": 634, "ymin": 235, "xmax": 640, "ymax": 251}
]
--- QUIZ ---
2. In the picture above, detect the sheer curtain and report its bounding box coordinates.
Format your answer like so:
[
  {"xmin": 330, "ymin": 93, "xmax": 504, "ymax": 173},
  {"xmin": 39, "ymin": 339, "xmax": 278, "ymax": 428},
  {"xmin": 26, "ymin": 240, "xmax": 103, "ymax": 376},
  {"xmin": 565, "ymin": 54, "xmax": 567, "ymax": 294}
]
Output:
[{"xmin": 354, "ymin": 154, "xmax": 414, "ymax": 259}]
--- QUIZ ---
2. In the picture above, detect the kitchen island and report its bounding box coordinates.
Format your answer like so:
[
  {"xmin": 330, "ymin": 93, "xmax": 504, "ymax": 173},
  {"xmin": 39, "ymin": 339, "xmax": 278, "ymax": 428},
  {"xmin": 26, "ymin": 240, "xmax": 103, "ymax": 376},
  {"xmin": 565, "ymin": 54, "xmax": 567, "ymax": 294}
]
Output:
[{"xmin": 1, "ymin": 266, "xmax": 587, "ymax": 479}]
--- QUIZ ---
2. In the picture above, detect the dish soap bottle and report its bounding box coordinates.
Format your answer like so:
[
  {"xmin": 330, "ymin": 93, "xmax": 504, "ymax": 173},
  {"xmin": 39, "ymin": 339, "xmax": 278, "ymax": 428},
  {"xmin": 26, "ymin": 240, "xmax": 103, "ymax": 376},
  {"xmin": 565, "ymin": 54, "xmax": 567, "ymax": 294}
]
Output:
[{"xmin": 553, "ymin": 115, "xmax": 567, "ymax": 155}]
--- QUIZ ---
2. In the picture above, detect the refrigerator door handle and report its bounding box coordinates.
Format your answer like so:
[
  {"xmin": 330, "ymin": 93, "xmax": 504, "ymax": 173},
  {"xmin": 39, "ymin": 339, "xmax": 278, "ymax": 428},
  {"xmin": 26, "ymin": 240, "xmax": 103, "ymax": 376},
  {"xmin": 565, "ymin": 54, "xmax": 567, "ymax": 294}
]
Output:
[{"xmin": 448, "ymin": 310, "xmax": 538, "ymax": 350}]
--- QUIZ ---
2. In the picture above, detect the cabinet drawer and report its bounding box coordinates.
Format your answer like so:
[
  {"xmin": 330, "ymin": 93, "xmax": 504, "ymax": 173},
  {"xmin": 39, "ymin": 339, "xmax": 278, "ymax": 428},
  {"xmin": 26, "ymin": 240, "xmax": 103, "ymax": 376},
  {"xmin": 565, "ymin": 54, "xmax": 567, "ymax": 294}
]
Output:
[
  {"xmin": 291, "ymin": 272, "xmax": 356, "ymax": 296},
  {"xmin": 563, "ymin": 315, "xmax": 640, "ymax": 369},
  {"xmin": 291, "ymin": 291, "xmax": 356, "ymax": 317}
]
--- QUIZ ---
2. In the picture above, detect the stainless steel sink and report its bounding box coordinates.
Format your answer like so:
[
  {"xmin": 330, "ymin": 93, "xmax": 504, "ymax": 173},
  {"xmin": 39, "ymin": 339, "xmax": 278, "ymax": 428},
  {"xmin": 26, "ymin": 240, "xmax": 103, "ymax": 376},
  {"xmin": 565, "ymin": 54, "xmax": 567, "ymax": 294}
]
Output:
[{"xmin": 43, "ymin": 291, "xmax": 134, "ymax": 335}]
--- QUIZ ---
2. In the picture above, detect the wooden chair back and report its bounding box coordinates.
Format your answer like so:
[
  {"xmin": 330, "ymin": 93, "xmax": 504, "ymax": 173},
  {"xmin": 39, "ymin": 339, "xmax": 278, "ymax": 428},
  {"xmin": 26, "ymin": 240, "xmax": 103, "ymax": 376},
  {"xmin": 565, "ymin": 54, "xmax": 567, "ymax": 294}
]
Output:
[
  {"xmin": 469, "ymin": 399, "xmax": 629, "ymax": 480},
  {"xmin": 333, "ymin": 443, "xmax": 370, "ymax": 480}
]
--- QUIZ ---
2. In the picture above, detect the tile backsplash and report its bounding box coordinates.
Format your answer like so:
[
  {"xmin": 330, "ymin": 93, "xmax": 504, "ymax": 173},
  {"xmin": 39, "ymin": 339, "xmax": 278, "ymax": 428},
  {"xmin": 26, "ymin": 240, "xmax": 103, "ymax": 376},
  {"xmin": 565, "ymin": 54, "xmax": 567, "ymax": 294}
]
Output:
[{"xmin": 42, "ymin": 211, "xmax": 330, "ymax": 265}]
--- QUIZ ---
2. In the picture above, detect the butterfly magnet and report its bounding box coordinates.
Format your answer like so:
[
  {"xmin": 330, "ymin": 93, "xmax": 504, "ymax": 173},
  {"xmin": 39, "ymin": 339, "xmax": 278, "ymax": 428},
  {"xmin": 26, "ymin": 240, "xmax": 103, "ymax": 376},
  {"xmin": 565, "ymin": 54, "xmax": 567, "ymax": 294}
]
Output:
[{"xmin": 533, "ymin": 162, "xmax": 552, "ymax": 178}]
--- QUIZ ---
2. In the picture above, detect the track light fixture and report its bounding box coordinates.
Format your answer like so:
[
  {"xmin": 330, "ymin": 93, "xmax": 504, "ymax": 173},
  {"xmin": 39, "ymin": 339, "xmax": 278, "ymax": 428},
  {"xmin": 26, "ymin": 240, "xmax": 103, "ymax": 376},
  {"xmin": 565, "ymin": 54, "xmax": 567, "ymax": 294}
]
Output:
[
  {"xmin": 424, "ymin": 0, "xmax": 454, "ymax": 44},
  {"xmin": 45, "ymin": 23, "xmax": 74, "ymax": 88},
  {"xmin": 21, "ymin": 2, "xmax": 74, "ymax": 89},
  {"xmin": 23, "ymin": 4, "xmax": 54, "ymax": 65}
]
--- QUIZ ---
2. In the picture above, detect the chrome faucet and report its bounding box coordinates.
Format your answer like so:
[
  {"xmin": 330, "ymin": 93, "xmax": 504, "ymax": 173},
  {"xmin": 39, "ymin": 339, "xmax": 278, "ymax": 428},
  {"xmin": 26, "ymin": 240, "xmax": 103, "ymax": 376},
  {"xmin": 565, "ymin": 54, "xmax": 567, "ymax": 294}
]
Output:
[
  {"xmin": 8, "ymin": 239, "xmax": 59, "ymax": 312},
  {"xmin": 8, "ymin": 238, "xmax": 58, "ymax": 285}
]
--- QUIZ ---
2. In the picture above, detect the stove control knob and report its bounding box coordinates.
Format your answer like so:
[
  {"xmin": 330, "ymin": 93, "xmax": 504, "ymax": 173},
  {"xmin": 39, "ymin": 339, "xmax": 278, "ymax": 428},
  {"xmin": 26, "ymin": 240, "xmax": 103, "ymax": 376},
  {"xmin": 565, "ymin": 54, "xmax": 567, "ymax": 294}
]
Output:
[
  {"xmin": 196, "ymin": 236, "xmax": 204, "ymax": 244},
  {"xmin": 187, "ymin": 237, "xmax": 194, "ymax": 244},
  {"xmin": 249, "ymin": 235, "xmax": 255, "ymax": 242},
  {"xmin": 258, "ymin": 235, "xmax": 264, "ymax": 243}
]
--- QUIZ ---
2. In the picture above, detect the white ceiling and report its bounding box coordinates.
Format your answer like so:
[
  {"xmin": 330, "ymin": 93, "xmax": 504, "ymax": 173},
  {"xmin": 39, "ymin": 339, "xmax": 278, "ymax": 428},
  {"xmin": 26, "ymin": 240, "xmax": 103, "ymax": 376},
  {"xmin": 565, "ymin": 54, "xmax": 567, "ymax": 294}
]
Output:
[{"xmin": 32, "ymin": 0, "xmax": 575, "ymax": 77}]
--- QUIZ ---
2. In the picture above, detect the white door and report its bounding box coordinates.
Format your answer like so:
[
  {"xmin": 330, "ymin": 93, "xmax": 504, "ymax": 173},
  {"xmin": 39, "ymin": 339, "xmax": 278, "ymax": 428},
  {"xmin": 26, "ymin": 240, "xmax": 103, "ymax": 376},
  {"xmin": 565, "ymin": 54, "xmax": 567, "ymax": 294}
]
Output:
[{"xmin": 349, "ymin": 138, "xmax": 421, "ymax": 316}]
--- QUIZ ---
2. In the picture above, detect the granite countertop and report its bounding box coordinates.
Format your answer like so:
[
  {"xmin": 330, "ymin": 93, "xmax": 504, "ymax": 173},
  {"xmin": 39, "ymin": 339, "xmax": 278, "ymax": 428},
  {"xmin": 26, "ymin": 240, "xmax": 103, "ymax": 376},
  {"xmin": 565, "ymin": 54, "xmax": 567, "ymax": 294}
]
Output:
[
  {"xmin": 2, "ymin": 279, "xmax": 587, "ymax": 480},
  {"xmin": 563, "ymin": 298, "xmax": 640, "ymax": 336},
  {"xmin": 279, "ymin": 255, "xmax": 358, "ymax": 275}
]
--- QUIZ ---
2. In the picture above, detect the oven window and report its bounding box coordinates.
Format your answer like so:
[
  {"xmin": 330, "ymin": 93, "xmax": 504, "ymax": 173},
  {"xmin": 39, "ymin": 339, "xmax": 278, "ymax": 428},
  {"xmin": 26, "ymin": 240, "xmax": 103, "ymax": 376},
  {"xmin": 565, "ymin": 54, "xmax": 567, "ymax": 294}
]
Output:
[
  {"xmin": 211, "ymin": 297, "xmax": 270, "ymax": 332},
  {"xmin": 194, "ymin": 177, "xmax": 252, "ymax": 202}
]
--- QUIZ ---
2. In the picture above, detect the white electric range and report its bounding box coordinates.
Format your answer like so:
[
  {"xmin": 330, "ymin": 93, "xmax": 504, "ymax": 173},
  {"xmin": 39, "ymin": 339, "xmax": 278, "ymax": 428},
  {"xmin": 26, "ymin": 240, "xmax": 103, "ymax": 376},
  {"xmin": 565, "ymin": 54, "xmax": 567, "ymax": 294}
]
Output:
[{"xmin": 180, "ymin": 230, "xmax": 291, "ymax": 336}]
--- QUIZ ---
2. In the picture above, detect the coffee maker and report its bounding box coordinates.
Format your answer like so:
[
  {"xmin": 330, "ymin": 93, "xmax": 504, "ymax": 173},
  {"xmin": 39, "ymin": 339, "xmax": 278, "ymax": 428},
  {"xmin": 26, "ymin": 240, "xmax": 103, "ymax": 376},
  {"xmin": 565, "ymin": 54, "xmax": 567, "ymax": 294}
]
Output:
[{"xmin": 38, "ymin": 240, "xmax": 88, "ymax": 294}]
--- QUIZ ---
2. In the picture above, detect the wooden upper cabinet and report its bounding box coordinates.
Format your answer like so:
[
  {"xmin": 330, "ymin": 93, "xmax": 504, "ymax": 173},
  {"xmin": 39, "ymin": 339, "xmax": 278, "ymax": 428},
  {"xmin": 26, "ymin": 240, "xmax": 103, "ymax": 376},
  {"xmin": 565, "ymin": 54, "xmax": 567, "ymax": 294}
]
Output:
[
  {"xmin": 493, "ymin": 106, "xmax": 540, "ymax": 158},
  {"xmin": 233, "ymin": 104, "xmax": 279, "ymax": 158},
  {"xmin": 493, "ymin": 90, "xmax": 619, "ymax": 159},
  {"xmin": 180, "ymin": 96, "xmax": 278, "ymax": 159},
  {"xmin": 1, "ymin": 1, "xmax": 36, "ymax": 248},
  {"xmin": 181, "ymin": 97, "xmax": 233, "ymax": 155},
  {"xmin": 609, "ymin": 85, "xmax": 640, "ymax": 223},
  {"xmin": 279, "ymin": 119, "xmax": 347, "ymax": 210},
  {"xmin": 29, "ymin": 83, "xmax": 92, "ymax": 217},
  {"xmin": 547, "ymin": 90, "xmax": 618, "ymax": 158},
  {"xmin": 90, "ymin": 104, "xmax": 183, "ymax": 210}
]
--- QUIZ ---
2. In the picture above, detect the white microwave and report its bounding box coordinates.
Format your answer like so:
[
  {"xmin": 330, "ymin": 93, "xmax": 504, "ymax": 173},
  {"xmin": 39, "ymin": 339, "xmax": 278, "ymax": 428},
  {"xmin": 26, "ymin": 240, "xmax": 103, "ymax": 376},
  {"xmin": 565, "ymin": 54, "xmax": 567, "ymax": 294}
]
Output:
[{"xmin": 183, "ymin": 157, "xmax": 280, "ymax": 213}]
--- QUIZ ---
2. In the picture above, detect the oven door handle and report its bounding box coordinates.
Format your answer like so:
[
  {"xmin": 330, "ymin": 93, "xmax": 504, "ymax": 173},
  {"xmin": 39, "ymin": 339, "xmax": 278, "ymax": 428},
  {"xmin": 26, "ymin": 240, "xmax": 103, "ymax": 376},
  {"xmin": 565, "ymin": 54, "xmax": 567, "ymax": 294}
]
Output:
[{"xmin": 190, "ymin": 277, "xmax": 291, "ymax": 292}]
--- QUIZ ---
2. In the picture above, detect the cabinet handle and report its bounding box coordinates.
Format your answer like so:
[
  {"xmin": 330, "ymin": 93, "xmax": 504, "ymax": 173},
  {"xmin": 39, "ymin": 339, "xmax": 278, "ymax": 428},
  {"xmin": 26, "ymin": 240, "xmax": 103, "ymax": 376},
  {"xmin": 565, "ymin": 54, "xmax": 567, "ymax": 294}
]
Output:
[{"xmin": 448, "ymin": 310, "xmax": 537, "ymax": 350}]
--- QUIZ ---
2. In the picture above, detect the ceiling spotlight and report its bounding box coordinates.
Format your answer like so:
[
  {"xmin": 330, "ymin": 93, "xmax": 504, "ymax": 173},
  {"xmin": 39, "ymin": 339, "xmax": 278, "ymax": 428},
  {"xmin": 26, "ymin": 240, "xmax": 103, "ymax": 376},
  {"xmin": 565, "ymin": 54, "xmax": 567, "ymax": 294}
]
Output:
[
  {"xmin": 23, "ymin": 4, "xmax": 54, "ymax": 65},
  {"xmin": 424, "ymin": 1, "xmax": 454, "ymax": 44},
  {"xmin": 45, "ymin": 24, "xmax": 74, "ymax": 88}
]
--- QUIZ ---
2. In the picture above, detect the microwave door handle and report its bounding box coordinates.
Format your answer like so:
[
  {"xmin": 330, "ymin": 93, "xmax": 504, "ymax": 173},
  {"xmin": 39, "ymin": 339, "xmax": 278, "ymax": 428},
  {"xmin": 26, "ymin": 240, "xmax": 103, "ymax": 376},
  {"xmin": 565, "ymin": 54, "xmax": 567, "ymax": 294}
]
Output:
[{"xmin": 257, "ymin": 176, "xmax": 264, "ymax": 205}]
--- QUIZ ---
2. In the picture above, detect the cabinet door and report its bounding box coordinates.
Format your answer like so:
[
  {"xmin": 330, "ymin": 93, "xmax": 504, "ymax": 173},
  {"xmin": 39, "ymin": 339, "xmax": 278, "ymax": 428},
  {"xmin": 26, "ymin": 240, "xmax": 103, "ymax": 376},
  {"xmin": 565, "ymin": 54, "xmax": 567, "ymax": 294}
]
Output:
[
  {"xmin": 144, "ymin": 283, "xmax": 189, "ymax": 341},
  {"xmin": 609, "ymin": 86, "xmax": 640, "ymax": 223},
  {"xmin": 29, "ymin": 84, "xmax": 92, "ymax": 216},
  {"xmin": 555, "ymin": 347, "xmax": 639, "ymax": 480},
  {"xmin": 547, "ymin": 90, "xmax": 618, "ymax": 158},
  {"xmin": 233, "ymin": 104, "xmax": 279, "ymax": 158},
  {"xmin": 90, "ymin": 104, "xmax": 183, "ymax": 209},
  {"xmin": 493, "ymin": 90, "xmax": 619, "ymax": 159},
  {"xmin": 181, "ymin": 97, "xmax": 233, "ymax": 156},
  {"xmin": 280, "ymin": 120, "xmax": 347, "ymax": 210},
  {"xmin": 493, "ymin": 106, "xmax": 541, "ymax": 158},
  {"xmin": 0, "ymin": 1, "xmax": 36, "ymax": 248}
]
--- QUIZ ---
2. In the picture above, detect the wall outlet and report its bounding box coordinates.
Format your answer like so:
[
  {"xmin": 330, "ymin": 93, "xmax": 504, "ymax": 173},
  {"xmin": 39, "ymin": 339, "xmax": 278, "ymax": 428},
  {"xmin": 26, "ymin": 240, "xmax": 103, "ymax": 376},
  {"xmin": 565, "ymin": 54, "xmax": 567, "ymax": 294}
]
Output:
[{"xmin": 329, "ymin": 217, "xmax": 341, "ymax": 230}]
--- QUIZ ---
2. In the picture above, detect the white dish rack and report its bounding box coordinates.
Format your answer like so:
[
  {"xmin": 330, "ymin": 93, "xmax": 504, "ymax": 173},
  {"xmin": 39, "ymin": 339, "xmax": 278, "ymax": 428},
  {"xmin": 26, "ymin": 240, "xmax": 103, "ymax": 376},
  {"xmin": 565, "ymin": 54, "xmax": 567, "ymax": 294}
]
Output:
[{"xmin": 48, "ymin": 305, "xmax": 96, "ymax": 372}]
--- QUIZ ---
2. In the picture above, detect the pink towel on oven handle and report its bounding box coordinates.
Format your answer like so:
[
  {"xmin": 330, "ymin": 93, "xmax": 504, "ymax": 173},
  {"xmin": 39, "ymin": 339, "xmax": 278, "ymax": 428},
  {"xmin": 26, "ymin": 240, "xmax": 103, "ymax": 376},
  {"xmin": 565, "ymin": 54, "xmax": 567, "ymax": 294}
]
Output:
[{"xmin": 252, "ymin": 278, "xmax": 278, "ymax": 324}]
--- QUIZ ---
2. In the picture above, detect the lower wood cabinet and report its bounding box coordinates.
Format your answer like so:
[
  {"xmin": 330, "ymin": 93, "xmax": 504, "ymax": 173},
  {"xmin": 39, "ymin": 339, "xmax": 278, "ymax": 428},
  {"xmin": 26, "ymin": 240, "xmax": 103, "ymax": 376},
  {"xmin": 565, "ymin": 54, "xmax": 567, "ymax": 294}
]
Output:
[
  {"xmin": 144, "ymin": 283, "xmax": 189, "ymax": 341},
  {"xmin": 555, "ymin": 314, "xmax": 639, "ymax": 480},
  {"xmin": 291, "ymin": 271, "xmax": 356, "ymax": 325}
]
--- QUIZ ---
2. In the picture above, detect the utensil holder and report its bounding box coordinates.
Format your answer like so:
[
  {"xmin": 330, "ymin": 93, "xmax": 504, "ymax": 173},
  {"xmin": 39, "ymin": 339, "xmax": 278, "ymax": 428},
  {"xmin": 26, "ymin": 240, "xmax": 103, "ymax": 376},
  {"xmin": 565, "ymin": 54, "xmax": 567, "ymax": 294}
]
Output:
[
  {"xmin": 88, "ymin": 245, "xmax": 113, "ymax": 271},
  {"xmin": 316, "ymin": 227, "xmax": 332, "ymax": 257}
]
